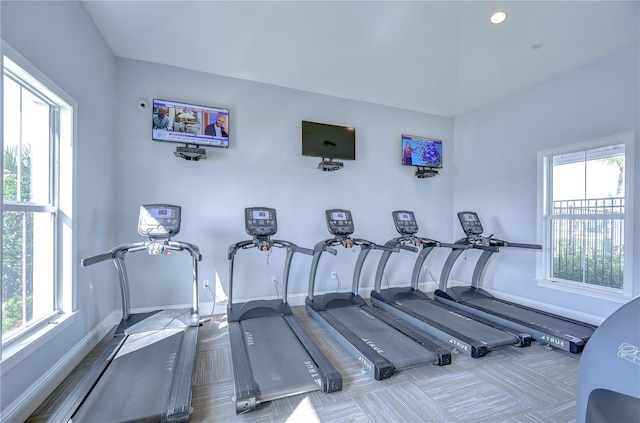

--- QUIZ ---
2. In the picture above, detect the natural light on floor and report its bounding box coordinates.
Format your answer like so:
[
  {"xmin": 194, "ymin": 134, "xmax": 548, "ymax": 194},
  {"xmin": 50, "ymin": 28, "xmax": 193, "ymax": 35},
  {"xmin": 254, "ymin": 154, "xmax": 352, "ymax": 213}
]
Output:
[{"xmin": 285, "ymin": 396, "xmax": 320, "ymax": 423}]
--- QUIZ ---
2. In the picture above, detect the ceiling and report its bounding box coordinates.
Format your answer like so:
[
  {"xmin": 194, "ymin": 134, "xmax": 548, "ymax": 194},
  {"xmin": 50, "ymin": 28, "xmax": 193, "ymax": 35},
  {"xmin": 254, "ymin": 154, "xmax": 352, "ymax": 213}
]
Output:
[{"xmin": 82, "ymin": 1, "xmax": 639, "ymax": 117}]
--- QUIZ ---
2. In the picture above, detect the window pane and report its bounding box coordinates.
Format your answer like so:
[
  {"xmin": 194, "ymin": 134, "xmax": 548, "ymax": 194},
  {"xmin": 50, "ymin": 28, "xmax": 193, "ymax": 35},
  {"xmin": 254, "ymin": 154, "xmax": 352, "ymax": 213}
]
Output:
[
  {"xmin": 551, "ymin": 216, "xmax": 624, "ymax": 289},
  {"xmin": 550, "ymin": 143, "xmax": 625, "ymax": 290},
  {"xmin": 3, "ymin": 76, "xmax": 51, "ymax": 205},
  {"xmin": 1, "ymin": 210, "xmax": 54, "ymax": 337},
  {"xmin": 552, "ymin": 159, "xmax": 585, "ymax": 201},
  {"xmin": 3, "ymin": 76, "xmax": 21, "ymax": 203},
  {"xmin": 586, "ymin": 152, "xmax": 624, "ymax": 199},
  {"xmin": 21, "ymin": 87, "xmax": 51, "ymax": 204}
]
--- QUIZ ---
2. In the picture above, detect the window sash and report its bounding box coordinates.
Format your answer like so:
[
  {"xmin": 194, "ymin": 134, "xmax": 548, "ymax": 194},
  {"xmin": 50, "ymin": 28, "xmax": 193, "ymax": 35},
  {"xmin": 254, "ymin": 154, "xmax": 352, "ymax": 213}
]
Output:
[
  {"xmin": 2, "ymin": 58, "xmax": 61, "ymax": 345},
  {"xmin": 537, "ymin": 132, "xmax": 635, "ymax": 299}
]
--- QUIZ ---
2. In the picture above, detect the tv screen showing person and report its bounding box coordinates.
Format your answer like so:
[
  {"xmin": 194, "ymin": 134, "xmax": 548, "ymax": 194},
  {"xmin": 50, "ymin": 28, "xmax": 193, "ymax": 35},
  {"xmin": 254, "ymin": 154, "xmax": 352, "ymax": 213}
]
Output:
[{"xmin": 205, "ymin": 113, "xmax": 229, "ymax": 138}]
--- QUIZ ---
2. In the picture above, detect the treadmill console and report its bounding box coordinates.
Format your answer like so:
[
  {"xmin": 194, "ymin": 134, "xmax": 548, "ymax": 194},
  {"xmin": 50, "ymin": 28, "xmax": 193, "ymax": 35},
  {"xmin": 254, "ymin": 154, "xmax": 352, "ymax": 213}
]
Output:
[
  {"xmin": 138, "ymin": 204, "xmax": 181, "ymax": 238},
  {"xmin": 325, "ymin": 209, "xmax": 354, "ymax": 236},
  {"xmin": 392, "ymin": 210, "xmax": 419, "ymax": 235},
  {"xmin": 458, "ymin": 211, "xmax": 484, "ymax": 236},
  {"xmin": 245, "ymin": 207, "xmax": 278, "ymax": 237}
]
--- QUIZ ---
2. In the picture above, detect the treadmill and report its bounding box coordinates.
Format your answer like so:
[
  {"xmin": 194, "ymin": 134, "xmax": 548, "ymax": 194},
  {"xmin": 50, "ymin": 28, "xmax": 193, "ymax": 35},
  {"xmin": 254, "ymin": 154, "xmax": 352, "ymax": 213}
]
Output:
[
  {"xmin": 434, "ymin": 211, "xmax": 597, "ymax": 354},
  {"xmin": 306, "ymin": 209, "xmax": 452, "ymax": 382},
  {"xmin": 227, "ymin": 207, "xmax": 341, "ymax": 414},
  {"xmin": 370, "ymin": 210, "xmax": 531, "ymax": 359},
  {"xmin": 50, "ymin": 204, "xmax": 202, "ymax": 423}
]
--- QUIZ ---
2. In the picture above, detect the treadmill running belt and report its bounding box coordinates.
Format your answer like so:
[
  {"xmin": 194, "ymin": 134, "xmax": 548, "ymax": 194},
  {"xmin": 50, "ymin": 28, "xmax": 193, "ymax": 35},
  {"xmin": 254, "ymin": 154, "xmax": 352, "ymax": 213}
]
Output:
[
  {"xmin": 73, "ymin": 328, "xmax": 185, "ymax": 422},
  {"xmin": 326, "ymin": 306, "xmax": 437, "ymax": 370},
  {"xmin": 463, "ymin": 297, "xmax": 594, "ymax": 340},
  {"xmin": 399, "ymin": 299, "xmax": 518, "ymax": 349},
  {"xmin": 241, "ymin": 316, "xmax": 323, "ymax": 402}
]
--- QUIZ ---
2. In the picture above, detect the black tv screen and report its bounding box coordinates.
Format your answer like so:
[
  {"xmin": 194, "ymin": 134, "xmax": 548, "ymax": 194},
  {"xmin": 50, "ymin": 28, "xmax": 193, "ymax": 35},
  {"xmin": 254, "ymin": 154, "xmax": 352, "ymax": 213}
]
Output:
[
  {"xmin": 401, "ymin": 134, "xmax": 442, "ymax": 168},
  {"xmin": 302, "ymin": 121, "xmax": 355, "ymax": 160},
  {"xmin": 152, "ymin": 99, "xmax": 229, "ymax": 148}
]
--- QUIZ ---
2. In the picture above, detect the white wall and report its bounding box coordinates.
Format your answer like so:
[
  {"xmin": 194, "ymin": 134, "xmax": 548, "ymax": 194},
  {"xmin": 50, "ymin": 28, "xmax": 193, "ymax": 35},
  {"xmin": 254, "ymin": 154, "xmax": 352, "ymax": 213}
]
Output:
[
  {"xmin": 452, "ymin": 43, "xmax": 640, "ymax": 322},
  {"xmin": 114, "ymin": 58, "xmax": 455, "ymax": 313},
  {"xmin": 1, "ymin": 1, "xmax": 117, "ymax": 418}
]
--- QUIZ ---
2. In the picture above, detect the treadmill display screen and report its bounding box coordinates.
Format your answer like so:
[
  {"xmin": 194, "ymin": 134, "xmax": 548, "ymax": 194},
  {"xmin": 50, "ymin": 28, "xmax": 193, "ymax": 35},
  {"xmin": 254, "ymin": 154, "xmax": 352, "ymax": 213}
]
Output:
[
  {"xmin": 392, "ymin": 210, "xmax": 418, "ymax": 235},
  {"xmin": 251, "ymin": 210, "xmax": 270, "ymax": 220},
  {"xmin": 458, "ymin": 211, "xmax": 483, "ymax": 235},
  {"xmin": 325, "ymin": 209, "xmax": 354, "ymax": 235},
  {"xmin": 245, "ymin": 207, "xmax": 278, "ymax": 237},
  {"xmin": 331, "ymin": 211, "xmax": 347, "ymax": 220},
  {"xmin": 138, "ymin": 204, "xmax": 182, "ymax": 238}
]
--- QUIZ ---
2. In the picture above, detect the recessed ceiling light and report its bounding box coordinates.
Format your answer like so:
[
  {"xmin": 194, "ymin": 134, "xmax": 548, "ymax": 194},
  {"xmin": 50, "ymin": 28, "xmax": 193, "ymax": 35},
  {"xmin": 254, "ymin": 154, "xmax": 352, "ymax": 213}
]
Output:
[{"xmin": 490, "ymin": 11, "xmax": 507, "ymax": 24}]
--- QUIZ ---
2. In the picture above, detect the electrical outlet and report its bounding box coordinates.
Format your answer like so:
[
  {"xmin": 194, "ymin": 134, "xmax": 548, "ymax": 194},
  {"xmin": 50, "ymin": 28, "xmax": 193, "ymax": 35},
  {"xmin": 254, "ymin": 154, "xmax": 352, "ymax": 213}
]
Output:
[
  {"xmin": 203, "ymin": 279, "xmax": 209, "ymax": 289},
  {"xmin": 271, "ymin": 275, "xmax": 277, "ymax": 284},
  {"xmin": 331, "ymin": 271, "xmax": 337, "ymax": 279}
]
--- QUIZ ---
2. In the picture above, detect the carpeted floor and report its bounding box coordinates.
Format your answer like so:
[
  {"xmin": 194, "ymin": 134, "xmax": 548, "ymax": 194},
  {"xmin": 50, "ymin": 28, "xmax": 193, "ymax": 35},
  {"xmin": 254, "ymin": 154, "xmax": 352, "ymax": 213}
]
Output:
[{"xmin": 28, "ymin": 305, "xmax": 581, "ymax": 423}]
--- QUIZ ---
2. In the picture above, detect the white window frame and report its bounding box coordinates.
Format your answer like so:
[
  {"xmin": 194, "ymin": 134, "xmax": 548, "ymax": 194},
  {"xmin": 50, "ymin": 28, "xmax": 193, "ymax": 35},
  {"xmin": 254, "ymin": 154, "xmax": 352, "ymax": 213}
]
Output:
[
  {"xmin": 536, "ymin": 132, "xmax": 635, "ymax": 301},
  {"xmin": 1, "ymin": 43, "xmax": 75, "ymax": 352}
]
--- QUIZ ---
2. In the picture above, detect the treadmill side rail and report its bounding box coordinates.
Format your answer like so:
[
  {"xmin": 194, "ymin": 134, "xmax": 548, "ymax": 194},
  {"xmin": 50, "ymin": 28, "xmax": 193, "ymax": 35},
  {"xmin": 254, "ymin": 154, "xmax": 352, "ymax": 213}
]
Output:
[
  {"xmin": 363, "ymin": 305, "xmax": 452, "ymax": 366},
  {"xmin": 164, "ymin": 326, "xmax": 198, "ymax": 422},
  {"xmin": 306, "ymin": 305, "xmax": 395, "ymax": 380},
  {"xmin": 46, "ymin": 335, "xmax": 127, "ymax": 423},
  {"xmin": 228, "ymin": 321, "xmax": 260, "ymax": 414},
  {"xmin": 284, "ymin": 314, "xmax": 343, "ymax": 393}
]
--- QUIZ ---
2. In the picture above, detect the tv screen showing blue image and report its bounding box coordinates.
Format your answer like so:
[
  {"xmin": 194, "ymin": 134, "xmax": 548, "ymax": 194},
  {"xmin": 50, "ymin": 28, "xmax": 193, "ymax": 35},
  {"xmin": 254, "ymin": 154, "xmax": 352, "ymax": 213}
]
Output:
[{"xmin": 401, "ymin": 134, "xmax": 442, "ymax": 168}]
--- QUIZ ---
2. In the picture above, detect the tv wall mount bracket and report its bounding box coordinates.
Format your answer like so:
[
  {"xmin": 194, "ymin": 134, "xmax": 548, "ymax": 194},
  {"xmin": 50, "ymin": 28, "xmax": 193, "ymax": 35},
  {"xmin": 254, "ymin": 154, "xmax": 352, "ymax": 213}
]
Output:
[
  {"xmin": 317, "ymin": 157, "xmax": 344, "ymax": 171},
  {"xmin": 415, "ymin": 166, "xmax": 438, "ymax": 178},
  {"xmin": 174, "ymin": 145, "xmax": 207, "ymax": 161}
]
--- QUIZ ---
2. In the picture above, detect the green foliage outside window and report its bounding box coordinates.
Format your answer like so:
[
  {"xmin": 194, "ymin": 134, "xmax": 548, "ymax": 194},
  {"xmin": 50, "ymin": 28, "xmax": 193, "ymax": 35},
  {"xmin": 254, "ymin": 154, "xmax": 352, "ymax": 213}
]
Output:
[
  {"xmin": 553, "ymin": 237, "xmax": 623, "ymax": 289},
  {"xmin": 2, "ymin": 146, "xmax": 33, "ymax": 335}
]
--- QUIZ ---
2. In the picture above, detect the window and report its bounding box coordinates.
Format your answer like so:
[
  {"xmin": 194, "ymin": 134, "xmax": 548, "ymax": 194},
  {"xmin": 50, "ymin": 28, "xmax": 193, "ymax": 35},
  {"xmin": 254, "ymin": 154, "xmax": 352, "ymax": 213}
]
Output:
[
  {"xmin": 2, "ymin": 53, "xmax": 74, "ymax": 346},
  {"xmin": 537, "ymin": 132, "xmax": 635, "ymax": 298}
]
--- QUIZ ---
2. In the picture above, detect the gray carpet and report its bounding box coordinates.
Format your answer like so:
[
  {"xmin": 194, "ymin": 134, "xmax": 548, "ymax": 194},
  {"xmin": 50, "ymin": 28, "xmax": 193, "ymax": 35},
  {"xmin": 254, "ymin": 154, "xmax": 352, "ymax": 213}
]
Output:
[
  {"xmin": 190, "ymin": 306, "xmax": 580, "ymax": 423},
  {"xmin": 28, "ymin": 305, "xmax": 580, "ymax": 422}
]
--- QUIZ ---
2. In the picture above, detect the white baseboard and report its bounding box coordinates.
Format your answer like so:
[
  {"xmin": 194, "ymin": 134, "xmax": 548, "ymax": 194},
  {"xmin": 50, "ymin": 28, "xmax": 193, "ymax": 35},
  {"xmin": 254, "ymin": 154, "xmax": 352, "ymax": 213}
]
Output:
[
  {"xmin": 490, "ymin": 289, "xmax": 605, "ymax": 325},
  {"xmin": 439, "ymin": 279, "xmax": 605, "ymax": 325}
]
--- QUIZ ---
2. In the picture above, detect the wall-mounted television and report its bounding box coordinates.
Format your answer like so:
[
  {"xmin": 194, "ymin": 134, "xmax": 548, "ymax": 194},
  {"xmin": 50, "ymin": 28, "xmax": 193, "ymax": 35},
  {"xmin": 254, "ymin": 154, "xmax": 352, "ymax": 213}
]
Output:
[
  {"xmin": 302, "ymin": 121, "xmax": 356, "ymax": 160},
  {"xmin": 401, "ymin": 134, "xmax": 442, "ymax": 168},
  {"xmin": 152, "ymin": 99, "xmax": 229, "ymax": 148}
]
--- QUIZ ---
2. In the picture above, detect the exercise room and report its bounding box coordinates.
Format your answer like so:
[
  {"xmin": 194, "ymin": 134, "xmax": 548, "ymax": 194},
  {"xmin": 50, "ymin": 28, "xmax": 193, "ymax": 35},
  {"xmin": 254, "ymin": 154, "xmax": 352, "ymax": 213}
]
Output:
[{"xmin": 1, "ymin": 1, "xmax": 638, "ymax": 422}]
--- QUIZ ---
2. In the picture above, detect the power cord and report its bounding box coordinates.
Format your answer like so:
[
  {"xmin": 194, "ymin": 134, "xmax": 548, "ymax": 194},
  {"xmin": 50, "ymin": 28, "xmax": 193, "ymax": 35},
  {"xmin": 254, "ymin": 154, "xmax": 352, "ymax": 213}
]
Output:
[
  {"xmin": 272, "ymin": 279, "xmax": 281, "ymax": 300},
  {"xmin": 200, "ymin": 282, "xmax": 224, "ymax": 325}
]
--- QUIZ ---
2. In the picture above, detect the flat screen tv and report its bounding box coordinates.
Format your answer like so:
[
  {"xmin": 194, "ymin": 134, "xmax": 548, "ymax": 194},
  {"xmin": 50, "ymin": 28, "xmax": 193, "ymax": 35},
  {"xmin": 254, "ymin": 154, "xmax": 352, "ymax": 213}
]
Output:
[
  {"xmin": 152, "ymin": 99, "xmax": 229, "ymax": 148},
  {"xmin": 401, "ymin": 134, "xmax": 442, "ymax": 168},
  {"xmin": 302, "ymin": 120, "xmax": 355, "ymax": 160}
]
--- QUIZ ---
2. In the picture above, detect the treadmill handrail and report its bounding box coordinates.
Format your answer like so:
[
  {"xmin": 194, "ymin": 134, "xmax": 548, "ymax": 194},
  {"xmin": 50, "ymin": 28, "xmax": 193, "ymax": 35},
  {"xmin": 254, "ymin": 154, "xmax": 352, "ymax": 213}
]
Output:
[
  {"xmin": 455, "ymin": 238, "xmax": 500, "ymax": 253},
  {"xmin": 81, "ymin": 239, "xmax": 201, "ymax": 321},
  {"xmin": 308, "ymin": 236, "xmax": 400, "ymax": 299},
  {"xmin": 227, "ymin": 237, "xmax": 311, "ymax": 307},
  {"xmin": 81, "ymin": 252, "xmax": 115, "ymax": 267},
  {"xmin": 373, "ymin": 235, "xmax": 460, "ymax": 292},
  {"xmin": 352, "ymin": 239, "xmax": 399, "ymax": 294},
  {"xmin": 486, "ymin": 237, "xmax": 542, "ymax": 250},
  {"xmin": 440, "ymin": 235, "xmax": 541, "ymax": 292},
  {"xmin": 83, "ymin": 241, "xmax": 202, "ymax": 265}
]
